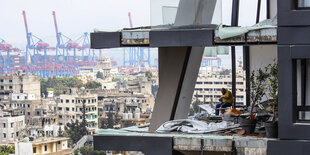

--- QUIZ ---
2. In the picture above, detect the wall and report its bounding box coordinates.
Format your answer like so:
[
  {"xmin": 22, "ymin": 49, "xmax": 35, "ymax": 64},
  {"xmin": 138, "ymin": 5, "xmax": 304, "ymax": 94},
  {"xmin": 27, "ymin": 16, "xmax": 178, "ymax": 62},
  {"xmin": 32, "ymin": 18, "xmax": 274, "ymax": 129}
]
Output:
[
  {"xmin": 15, "ymin": 142, "xmax": 32, "ymax": 155},
  {"xmin": 0, "ymin": 115, "xmax": 25, "ymax": 143},
  {"xmin": 249, "ymin": 45, "xmax": 277, "ymax": 73}
]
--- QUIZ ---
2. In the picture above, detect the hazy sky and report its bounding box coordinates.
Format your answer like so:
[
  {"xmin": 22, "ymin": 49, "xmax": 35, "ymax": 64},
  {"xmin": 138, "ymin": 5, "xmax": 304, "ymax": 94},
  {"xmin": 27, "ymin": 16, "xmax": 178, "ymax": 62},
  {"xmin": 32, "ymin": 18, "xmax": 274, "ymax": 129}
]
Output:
[
  {"xmin": 0, "ymin": 0, "xmax": 265, "ymax": 49},
  {"xmin": 0, "ymin": 0, "xmax": 265, "ymax": 66},
  {"xmin": 0, "ymin": 0, "xmax": 150, "ymax": 49}
]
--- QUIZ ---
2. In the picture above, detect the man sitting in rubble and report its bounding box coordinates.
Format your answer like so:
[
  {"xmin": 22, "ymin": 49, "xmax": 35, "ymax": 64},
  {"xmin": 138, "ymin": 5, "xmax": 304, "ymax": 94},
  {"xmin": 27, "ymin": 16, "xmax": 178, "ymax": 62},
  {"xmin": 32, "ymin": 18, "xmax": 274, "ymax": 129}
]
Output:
[{"xmin": 215, "ymin": 88, "xmax": 234, "ymax": 115}]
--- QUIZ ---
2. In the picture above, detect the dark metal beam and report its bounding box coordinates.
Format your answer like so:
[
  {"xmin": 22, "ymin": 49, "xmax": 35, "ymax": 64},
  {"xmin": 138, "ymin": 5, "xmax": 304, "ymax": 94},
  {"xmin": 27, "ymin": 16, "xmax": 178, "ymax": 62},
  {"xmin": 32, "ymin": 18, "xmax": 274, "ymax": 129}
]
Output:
[
  {"xmin": 94, "ymin": 135, "xmax": 173, "ymax": 155},
  {"xmin": 231, "ymin": 46, "xmax": 236, "ymax": 108},
  {"xmin": 150, "ymin": 29, "xmax": 214, "ymax": 47},
  {"xmin": 231, "ymin": 0, "xmax": 239, "ymax": 108},
  {"xmin": 243, "ymin": 46, "xmax": 250, "ymax": 107},
  {"xmin": 231, "ymin": 0, "xmax": 240, "ymax": 26},
  {"xmin": 256, "ymin": 0, "xmax": 261, "ymax": 23},
  {"xmin": 266, "ymin": 0, "xmax": 270, "ymax": 19}
]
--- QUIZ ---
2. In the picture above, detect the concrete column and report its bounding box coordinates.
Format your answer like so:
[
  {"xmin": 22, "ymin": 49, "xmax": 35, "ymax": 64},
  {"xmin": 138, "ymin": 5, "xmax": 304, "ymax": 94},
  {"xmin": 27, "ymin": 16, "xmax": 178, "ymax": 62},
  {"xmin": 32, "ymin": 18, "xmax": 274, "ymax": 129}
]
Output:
[
  {"xmin": 149, "ymin": 47, "xmax": 204, "ymax": 131},
  {"xmin": 149, "ymin": 47, "xmax": 187, "ymax": 131},
  {"xmin": 174, "ymin": 47, "xmax": 204, "ymax": 119},
  {"xmin": 149, "ymin": 0, "xmax": 216, "ymax": 131}
]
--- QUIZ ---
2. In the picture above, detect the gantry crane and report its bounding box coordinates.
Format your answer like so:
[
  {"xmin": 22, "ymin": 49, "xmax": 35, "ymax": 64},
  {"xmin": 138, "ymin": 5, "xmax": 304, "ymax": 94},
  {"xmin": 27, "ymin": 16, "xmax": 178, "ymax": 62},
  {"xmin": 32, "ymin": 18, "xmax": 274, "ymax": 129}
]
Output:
[
  {"xmin": 123, "ymin": 12, "xmax": 150, "ymax": 66},
  {"xmin": 0, "ymin": 38, "xmax": 20, "ymax": 74},
  {"xmin": 53, "ymin": 11, "xmax": 97, "ymax": 70}
]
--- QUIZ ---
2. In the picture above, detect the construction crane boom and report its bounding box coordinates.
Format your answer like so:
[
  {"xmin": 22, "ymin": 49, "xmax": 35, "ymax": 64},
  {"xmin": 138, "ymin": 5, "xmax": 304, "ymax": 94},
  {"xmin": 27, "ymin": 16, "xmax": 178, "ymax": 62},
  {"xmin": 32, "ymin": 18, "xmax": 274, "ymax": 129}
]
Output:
[
  {"xmin": 52, "ymin": 11, "xmax": 60, "ymax": 46},
  {"xmin": 128, "ymin": 12, "xmax": 133, "ymax": 28},
  {"xmin": 22, "ymin": 10, "xmax": 30, "ymax": 46}
]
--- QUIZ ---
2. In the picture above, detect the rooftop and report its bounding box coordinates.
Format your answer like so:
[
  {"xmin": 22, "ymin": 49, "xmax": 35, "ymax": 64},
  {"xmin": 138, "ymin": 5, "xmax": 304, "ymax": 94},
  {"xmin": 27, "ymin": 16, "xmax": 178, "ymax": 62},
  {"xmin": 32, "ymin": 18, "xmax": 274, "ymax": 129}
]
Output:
[{"xmin": 31, "ymin": 137, "xmax": 69, "ymax": 145}]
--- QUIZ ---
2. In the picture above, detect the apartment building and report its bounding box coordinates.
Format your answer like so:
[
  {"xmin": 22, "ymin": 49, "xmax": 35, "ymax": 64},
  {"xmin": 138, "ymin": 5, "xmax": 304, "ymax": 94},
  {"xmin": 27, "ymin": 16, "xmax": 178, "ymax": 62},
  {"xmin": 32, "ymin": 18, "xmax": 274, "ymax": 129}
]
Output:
[
  {"xmin": 78, "ymin": 56, "xmax": 113, "ymax": 82},
  {"xmin": 57, "ymin": 90, "xmax": 98, "ymax": 134},
  {"xmin": 117, "ymin": 77, "xmax": 153, "ymax": 95},
  {"xmin": 99, "ymin": 94, "xmax": 153, "ymax": 117},
  {"xmin": 95, "ymin": 89, "xmax": 154, "ymax": 116},
  {"xmin": 0, "ymin": 72, "xmax": 40, "ymax": 101},
  {"xmin": 15, "ymin": 137, "xmax": 72, "ymax": 155},
  {"xmin": 0, "ymin": 111, "xmax": 25, "ymax": 144},
  {"xmin": 194, "ymin": 69, "xmax": 246, "ymax": 106}
]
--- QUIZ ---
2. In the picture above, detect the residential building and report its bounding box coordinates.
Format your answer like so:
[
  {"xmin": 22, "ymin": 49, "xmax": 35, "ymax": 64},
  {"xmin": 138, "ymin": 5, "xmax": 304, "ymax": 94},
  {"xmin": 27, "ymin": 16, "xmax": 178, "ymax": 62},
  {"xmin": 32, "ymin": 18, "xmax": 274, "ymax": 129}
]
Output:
[
  {"xmin": 101, "ymin": 82, "xmax": 117, "ymax": 90},
  {"xmin": 194, "ymin": 68, "xmax": 246, "ymax": 105},
  {"xmin": 0, "ymin": 72, "xmax": 40, "ymax": 102},
  {"xmin": 15, "ymin": 137, "xmax": 72, "ymax": 155},
  {"xmin": 78, "ymin": 56, "xmax": 114, "ymax": 82},
  {"xmin": 57, "ymin": 89, "xmax": 98, "ymax": 134},
  {"xmin": 117, "ymin": 77, "xmax": 153, "ymax": 95},
  {"xmin": 0, "ymin": 110, "xmax": 25, "ymax": 143}
]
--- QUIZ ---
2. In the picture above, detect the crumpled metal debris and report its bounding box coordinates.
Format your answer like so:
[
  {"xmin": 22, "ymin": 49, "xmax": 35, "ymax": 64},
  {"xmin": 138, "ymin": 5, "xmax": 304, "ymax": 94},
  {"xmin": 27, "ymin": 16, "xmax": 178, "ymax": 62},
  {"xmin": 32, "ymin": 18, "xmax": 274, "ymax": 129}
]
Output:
[{"xmin": 156, "ymin": 119, "xmax": 238, "ymax": 134}]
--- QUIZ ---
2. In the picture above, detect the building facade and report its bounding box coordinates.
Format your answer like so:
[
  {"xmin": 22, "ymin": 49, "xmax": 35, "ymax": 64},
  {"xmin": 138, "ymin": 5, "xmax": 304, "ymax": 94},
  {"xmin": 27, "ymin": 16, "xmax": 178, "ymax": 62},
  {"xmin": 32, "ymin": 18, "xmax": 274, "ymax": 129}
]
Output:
[
  {"xmin": 0, "ymin": 72, "xmax": 40, "ymax": 102},
  {"xmin": 57, "ymin": 91, "xmax": 98, "ymax": 134},
  {"xmin": 15, "ymin": 137, "xmax": 72, "ymax": 155},
  {"xmin": 0, "ymin": 111, "xmax": 25, "ymax": 144},
  {"xmin": 194, "ymin": 71, "xmax": 246, "ymax": 105}
]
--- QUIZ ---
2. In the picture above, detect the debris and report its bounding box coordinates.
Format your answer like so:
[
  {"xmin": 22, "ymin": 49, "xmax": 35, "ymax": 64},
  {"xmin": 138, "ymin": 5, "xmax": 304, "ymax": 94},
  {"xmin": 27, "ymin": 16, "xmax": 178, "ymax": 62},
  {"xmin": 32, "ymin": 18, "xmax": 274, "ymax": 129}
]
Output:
[
  {"xmin": 227, "ymin": 108, "xmax": 242, "ymax": 115},
  {"xmin": 237, "ymin": 129, "xmax": 246, "ymax": 135},
  {"xmin": 156, "ymin": 119, "xmax": 239, "ymax": 134}
]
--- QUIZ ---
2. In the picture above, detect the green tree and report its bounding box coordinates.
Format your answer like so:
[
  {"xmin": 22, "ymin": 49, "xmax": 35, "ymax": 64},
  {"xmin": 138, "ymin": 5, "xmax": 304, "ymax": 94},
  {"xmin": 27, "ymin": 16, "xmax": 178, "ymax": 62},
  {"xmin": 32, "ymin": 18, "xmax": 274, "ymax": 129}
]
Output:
[
  {"xmin": 85, "ymin": 81, "xmax": 102, "ymax": 89},
  {"xmin": 0, "ymin": 145, "xmax": 15, "ymax": 155},
  {"xmin": 80, "ymin": 100, "xmax": 89, "ymax": 135},
  {"xmin": 74, "ymin": 146, "xmax": 106, "ymax": 155},
  {"xmin": 265, "ymin": 61, "xmax": 278, "ymax": 122},
  {"xmin": 40, "ymin": 76, "xmax": 83, "ymax": 96},
  {"xmin": 145, "ymin": 71, "xmax": 153, "ymax": 81},
  {"xmin": 248, "ymin": 68, "xmax": 269, "ymax": 117},
  {"xmin": 96, "ymin": 71, "xmax": 104, "ymax": 79},
  {"xmin": 58, "ymin": 126, "xmax": 63, "ymax": 137},
  {"xmin": 66, "ymin": 120, "xmax": 81, "ymax": 144},
  {"xmin": 65, "ymin": 100, "xmax": 88, "ymax": 144}
]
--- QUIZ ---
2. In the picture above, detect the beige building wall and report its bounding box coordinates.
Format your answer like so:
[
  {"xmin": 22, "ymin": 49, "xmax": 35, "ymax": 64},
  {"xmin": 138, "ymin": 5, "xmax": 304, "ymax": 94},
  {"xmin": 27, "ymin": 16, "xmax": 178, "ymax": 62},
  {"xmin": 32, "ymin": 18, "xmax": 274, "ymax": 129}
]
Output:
[
  {"xmin": 57, "ymin": 93, "xmax": 98, "ymax": 134},
  {"xmin": 57, "ymin": 94, "xmax": 77, "ymax": 125},
  {"xmin": 16, "ymin": 137, "xmax": 72, "ymax": 155},
  {"xmin": 0, "ymin": 115, "xmax": 25, "ymax": 144},
  {"xmin": 0, "ymin": 73, "xmax": 40, "ymax": 101}
]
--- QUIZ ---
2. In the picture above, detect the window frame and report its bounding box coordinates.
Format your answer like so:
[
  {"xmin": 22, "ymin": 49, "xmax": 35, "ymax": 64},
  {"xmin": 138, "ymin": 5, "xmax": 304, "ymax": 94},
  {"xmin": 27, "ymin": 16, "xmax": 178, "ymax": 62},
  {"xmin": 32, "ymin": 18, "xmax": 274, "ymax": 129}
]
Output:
[{"xmin": 279, "ymin": 46, "xmax": 310, "ymax": 140}]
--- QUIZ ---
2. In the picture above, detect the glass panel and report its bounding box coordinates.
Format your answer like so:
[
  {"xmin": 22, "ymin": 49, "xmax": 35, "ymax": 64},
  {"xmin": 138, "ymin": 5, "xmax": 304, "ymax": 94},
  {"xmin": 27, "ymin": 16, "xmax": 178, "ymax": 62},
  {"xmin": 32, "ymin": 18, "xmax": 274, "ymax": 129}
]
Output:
[
  {"xmin": 296, "ymin": 59, "xmax": 310, "ymax": 122},
  {"xmin": 298, "ymin": 0, "xmax": 310, "ymax": 7},
  {"xmin": 296, "ymin": 59, "xmax": 310, "ymax": 106},
  {"xmin": 298, "ymin": 111, "xmax": 310, "ymax": 121},
  {"xmin": 151, "ymin": 0, "xmax": 222, "ymax": 28}
]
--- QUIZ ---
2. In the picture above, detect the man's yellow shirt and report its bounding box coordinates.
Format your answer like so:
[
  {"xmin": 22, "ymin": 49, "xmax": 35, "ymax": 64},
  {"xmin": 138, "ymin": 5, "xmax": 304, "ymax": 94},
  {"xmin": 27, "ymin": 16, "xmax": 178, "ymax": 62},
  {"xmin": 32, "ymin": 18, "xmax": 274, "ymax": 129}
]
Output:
[{"xmin": 221, "ymin": 90, "xmax": 234, "ymax": 104}]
